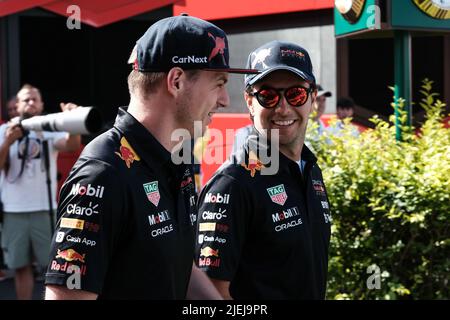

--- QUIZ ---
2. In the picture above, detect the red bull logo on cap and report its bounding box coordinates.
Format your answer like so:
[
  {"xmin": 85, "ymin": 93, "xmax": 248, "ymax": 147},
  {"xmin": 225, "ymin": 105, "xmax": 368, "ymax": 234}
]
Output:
[
  {"xmin": 115, "ymin": 137, "xmax": 140, "ymax": 168},
  {"xmin": 55, "ymin": 248, "xmax": 86, "ymax": 263},
  {"xmin": 208, "ymin": 32, "xmax": 226, "ymax": 64}
]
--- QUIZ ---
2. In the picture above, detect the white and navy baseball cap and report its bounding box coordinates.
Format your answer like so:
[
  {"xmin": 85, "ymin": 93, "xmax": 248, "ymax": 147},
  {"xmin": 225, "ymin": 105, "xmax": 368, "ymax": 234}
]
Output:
[
  {"xmin": 244, "ymin": 40, "xmax": 316, "ymax": 87},
  {"xmin": 317, "ymin": 84, "xmax": 332, "ymax": 97}
]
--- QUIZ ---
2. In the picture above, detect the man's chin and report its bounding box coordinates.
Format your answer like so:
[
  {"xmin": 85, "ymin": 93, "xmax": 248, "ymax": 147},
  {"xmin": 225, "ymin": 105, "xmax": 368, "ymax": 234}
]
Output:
[
  {"xmin": 21, "ymin": 112, "xmax": 34, "ymax": 119},
  {"xmin": 278, "ymin": 133, "xmax": 304, "ymax": 148}
]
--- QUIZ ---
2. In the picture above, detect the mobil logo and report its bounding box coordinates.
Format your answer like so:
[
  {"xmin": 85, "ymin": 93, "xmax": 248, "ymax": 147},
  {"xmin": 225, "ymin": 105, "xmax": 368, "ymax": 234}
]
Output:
[{"xmin": 70, "ymin": 183, "xmax": 104, "ymax": 199}]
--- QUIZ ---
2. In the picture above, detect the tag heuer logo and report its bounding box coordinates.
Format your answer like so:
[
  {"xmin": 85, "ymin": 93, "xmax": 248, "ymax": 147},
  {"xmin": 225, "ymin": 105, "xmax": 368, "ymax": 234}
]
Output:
[
  {"xmin": 143, "ymin": 181, "xmax": 160, "ymax": 207},
  {"xmin": 267, "ymin": 184, "xmax": 288, "ymax": 206}
]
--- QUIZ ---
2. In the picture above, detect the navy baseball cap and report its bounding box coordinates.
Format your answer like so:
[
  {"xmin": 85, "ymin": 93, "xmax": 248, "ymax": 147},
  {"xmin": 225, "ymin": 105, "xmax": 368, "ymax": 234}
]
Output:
[
  {"xmin": 244, "ymin": 41, "xmax": 316, "ymax": 87},
  {"xmin": 128, "ymin": 14, "xmax": 259, "ymax": 74}
]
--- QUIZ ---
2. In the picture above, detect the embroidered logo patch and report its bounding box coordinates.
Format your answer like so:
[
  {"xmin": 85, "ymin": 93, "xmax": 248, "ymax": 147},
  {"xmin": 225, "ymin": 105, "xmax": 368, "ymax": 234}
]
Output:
[
  {"xmin": 241, "ymin": 151, "xmax": 265, "ymax": 177},
  {"xmin": 115, "ymin": 137, "xmax": 140, "ymax": 168},
  {"xmin": 143, "ymin": 181, "xmax": 160, "ymax": 207},
  {"xmin": 267, "ymin": 184, "xmax": 288, "ymax": 206}
]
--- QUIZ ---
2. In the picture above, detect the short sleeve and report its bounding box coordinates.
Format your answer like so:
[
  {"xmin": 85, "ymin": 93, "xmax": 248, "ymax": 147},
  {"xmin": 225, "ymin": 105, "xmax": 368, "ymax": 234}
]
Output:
[
  {"xmin": 44, "ymin": 157, "xmax": 127, "ymax": 294},
  {"xmin": 0, "ymin": 123, "xmax": 7, "ymax": 145},
  {"xmin": 46, "ymin": 131, "xmax": 69, "ymax": 147},
  {"xmin": 195, "ymin": 173, "xmax": 251, "ymax": 280}
]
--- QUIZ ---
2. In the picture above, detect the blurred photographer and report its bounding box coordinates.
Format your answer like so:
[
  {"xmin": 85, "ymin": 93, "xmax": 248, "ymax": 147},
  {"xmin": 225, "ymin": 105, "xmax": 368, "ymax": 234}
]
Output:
[{"xmin": 0, "ymin": 84, "xmax": 81, "ymax": 299}]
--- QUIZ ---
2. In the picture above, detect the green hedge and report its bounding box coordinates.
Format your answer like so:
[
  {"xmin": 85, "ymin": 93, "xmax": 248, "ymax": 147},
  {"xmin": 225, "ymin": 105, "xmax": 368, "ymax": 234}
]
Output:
[{"xmin": 307, "ymin": 80, "xmax": 449, "ymax": 299}]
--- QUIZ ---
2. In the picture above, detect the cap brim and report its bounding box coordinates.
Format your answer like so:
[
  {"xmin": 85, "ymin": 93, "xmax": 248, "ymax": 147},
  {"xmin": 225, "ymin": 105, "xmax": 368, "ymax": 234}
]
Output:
[
  {"xmin": 318, "ymin": 91, "xmax": 332, "ymax": 97},
  {"xmin": 204, "ymin": 68, "xmax": 260, "ymax": 74},
  {"xmin": 246, "ymin": 66, "xmax": 315, "ymax": 86}
]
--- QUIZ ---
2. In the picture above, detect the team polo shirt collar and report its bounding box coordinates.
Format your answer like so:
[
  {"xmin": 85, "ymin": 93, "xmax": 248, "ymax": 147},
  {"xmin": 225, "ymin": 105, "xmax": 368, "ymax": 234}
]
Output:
[
  {"xmin": 113, "ymin": 107, "xmax": 173, "ymax": 170},
  {"xmin": 245, "ymin": 126, "xmax": 318, "ymax": 175},
  {"xmin": 278, "ymin": 144, "xmax": 318, "ymax": 175}
]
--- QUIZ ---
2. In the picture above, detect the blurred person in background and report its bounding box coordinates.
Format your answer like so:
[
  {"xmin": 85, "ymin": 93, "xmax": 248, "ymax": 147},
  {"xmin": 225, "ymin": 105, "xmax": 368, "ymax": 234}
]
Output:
[{"xmin": 0, "ymin": 84, "xmax": 81, "ymax": 299}]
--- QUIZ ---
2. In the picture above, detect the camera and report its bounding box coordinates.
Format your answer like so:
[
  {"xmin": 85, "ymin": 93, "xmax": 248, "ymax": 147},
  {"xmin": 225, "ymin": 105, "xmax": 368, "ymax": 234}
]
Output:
[{"xmin": 19, "ymin": 107, "xmax": 103, "ymax": 135}]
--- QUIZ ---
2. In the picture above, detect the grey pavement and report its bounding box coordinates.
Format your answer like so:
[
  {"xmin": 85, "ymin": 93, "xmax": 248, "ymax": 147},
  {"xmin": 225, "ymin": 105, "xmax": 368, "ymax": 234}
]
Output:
[{"xmin": 0, "ymin": 270, "xmax": 45, "ymax": 300}]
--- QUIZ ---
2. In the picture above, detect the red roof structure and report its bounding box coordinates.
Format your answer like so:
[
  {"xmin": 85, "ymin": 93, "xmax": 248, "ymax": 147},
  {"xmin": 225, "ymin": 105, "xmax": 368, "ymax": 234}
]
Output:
[{"xmin": 0, "ymin": 0, "xmax": 334, "ymax": 27}]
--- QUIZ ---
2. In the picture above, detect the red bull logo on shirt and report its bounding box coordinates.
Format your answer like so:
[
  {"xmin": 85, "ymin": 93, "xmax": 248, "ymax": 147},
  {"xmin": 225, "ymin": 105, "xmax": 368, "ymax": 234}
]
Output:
[
  {"xmin": 143, "ymin": 181, "xmax": 160, "ymax": 207},
  {"xmin": 55, "ymin": 248, "xmax": 86, "ymax": 263},
  {"xmin": 267, "ymin": 184, "xmax": 288, "ymax": 206},
  {"xmin": 241, "ymin": 151, "xmax": 265, "ymax": 177},
  {"xmin": 115, "ymin": 136, "xmax": 140, "ymax": 168},
  {"xmin": 241, "ymin": 159, "xmax": 265, "ymax": 177},
  {"xmin": 200, "ymin": 246, "xmax": 220, "ymax": 258}
]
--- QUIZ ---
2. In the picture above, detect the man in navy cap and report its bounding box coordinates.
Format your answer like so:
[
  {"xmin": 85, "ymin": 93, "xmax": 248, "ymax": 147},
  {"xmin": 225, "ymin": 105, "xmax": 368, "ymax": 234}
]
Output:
[
  {"xmin": 44, "ymin": 14, "xmax": 257, "ymax": 299},
  {"xmin": 195, "ymin": 41, "xmax": 331, "ymax": 299}
]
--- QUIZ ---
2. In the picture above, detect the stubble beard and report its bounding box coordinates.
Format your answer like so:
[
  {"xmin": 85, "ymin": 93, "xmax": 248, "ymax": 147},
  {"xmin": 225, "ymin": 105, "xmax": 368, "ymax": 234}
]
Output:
[{"xmin": 174, "ymin": 90, "xmax": 196, "ymax": 135}]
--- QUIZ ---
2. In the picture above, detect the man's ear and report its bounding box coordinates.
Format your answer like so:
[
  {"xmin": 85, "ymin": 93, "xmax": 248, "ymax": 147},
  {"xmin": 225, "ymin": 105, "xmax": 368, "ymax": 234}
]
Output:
[
  {"xmin": 167, "ymin": 67, "xmax": 185, "ymax": 97},
  {"xmin": 244, "ymin": 91, "xmax": 255, "ymax": 117},
  {"xmin": 311, "ymin": 88, "xmax": 318, "ymax": 104}
]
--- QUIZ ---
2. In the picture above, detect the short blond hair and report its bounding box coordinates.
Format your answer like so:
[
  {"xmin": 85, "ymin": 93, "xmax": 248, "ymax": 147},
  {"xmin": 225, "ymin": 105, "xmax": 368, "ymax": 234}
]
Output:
[
  {"xmin": 127, "ymin": 69, "xmax": 201, "ymax": 99},
  {"xmin": 127, "ymin": 70, "xmax": 166, "ymax": 98}
]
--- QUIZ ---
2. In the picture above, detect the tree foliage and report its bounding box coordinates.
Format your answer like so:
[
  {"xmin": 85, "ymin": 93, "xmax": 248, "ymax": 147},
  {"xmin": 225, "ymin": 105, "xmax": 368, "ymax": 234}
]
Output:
[{"xmin": 307, "ymin": 79, "xmax": 449, "ymax": 299}]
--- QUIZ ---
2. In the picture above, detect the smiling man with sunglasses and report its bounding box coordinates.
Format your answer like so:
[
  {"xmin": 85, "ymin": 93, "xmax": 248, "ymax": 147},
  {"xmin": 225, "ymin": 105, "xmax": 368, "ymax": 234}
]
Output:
[{"xmin": 195, "ymin": 41, "xmax": 331, "ymax": 299}]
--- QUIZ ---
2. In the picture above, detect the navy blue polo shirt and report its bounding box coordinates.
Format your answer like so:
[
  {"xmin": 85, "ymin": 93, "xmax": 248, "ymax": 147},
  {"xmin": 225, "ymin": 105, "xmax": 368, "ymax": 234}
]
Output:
[
  {"xmin": 45, "ymin": 108, "xmax": 197, "ymax": 299},
  {"xmin": 195, "ymin": 132, "xmax": 331, "ymax": 299}
]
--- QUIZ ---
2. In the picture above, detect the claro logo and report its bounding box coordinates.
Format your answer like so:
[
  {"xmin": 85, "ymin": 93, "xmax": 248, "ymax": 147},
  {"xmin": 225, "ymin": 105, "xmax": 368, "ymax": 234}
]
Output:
[{"xmin": 67, "ymin": 202, "xmax": 99, "ymax": 216}]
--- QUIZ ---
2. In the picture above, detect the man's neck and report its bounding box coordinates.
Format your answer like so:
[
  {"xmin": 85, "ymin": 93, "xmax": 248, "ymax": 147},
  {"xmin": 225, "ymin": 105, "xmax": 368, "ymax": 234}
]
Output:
[
  {"xmin": 127, "ymin": 96, "xmax": 183, "ymax": 153},
  {"xmin": 279, "ymin": 144, "xmax": 303, "ymax": 162}
]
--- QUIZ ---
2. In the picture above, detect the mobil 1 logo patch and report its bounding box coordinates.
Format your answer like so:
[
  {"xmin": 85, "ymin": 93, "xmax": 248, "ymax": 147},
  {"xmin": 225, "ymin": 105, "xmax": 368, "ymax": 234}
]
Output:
[{"xmin": 267, "ymin": 184, "xmax": 288, "ymax": 206}]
